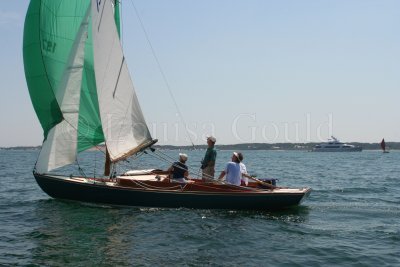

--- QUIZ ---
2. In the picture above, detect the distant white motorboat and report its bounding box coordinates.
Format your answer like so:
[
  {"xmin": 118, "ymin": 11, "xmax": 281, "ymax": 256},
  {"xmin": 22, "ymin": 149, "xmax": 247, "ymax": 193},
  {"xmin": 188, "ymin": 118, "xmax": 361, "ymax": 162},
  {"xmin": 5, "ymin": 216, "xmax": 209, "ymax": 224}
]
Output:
[{"xmin": 311, "ymin": 136, "xmax": 362, "ymax": 152}]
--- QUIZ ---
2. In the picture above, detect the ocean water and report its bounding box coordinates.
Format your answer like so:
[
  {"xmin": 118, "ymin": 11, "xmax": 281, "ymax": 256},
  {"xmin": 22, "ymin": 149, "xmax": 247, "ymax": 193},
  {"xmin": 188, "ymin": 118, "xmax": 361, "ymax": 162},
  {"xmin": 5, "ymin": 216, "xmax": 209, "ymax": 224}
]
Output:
[{"xmin": 0, "ymin": 149, "xmax": 399, "ymax": 266}]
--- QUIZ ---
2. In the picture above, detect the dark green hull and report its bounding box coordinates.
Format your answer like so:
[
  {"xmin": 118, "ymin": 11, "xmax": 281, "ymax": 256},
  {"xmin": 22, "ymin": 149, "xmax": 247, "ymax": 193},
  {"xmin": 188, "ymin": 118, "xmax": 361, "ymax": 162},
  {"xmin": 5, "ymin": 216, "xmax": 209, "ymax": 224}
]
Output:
[{"xmin": 34, "ymin": 174, "xmax": 311, "ymax": 210}]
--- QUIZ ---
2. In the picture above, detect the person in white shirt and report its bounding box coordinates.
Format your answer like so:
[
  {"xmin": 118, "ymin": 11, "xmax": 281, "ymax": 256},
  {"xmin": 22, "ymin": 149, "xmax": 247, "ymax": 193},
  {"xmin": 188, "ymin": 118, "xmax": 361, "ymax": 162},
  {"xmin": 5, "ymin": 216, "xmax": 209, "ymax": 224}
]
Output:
[
  {"xmin": 218, "ymin": 152, "xmax": 241, "ymax": 186},
  {"xmin": 237, "ymin": 152, "xmax": 251, "ymax": 186}
]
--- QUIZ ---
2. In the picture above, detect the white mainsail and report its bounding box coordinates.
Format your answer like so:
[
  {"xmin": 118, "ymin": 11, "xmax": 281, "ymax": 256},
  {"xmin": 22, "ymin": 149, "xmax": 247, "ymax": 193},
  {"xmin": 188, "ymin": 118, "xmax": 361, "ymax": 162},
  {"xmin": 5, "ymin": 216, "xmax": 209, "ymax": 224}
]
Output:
[
  {"xmin": 91, "ymin": 0, "xmax": 153, "ymax": 162},
  {"xmin": 36, "ymin": 7, "xmax": 91, "ymax": 173}
]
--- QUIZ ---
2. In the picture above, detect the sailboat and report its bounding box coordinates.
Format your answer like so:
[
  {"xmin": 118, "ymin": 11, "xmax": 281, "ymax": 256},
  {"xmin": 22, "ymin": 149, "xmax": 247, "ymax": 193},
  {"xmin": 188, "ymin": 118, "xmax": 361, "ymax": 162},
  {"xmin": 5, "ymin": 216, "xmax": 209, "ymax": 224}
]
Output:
[
  {"xmin": 380, "ymin": 138, "xmax": 390, "ymax": 153},
  {"xmin": 23, "ymin": 0, "xmax": 311, "ymax": 210}
]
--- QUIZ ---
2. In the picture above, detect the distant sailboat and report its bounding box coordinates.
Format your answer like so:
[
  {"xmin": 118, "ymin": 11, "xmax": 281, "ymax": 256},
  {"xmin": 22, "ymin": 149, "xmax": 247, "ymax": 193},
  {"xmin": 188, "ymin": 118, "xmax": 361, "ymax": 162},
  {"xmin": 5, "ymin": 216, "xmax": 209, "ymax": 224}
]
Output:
[{"xmin": 380, "ymin": 138, "xmax": 390, "ymax": 153}]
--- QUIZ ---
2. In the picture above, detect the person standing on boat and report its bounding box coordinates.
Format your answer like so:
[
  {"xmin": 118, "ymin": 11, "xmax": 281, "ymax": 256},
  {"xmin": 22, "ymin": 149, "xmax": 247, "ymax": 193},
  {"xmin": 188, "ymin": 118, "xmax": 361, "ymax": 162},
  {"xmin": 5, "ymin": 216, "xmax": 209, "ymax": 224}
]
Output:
[
  {"xmin": 218, "ymin": 152, "xmax": 241, "ymax": 186},
  {"xmin": 168, "ymin": 153, "xmax": 189, "ymax": 183},
  {"xmin": 201, "ymin": 136, "xmax": 217, "ymax": 181}
]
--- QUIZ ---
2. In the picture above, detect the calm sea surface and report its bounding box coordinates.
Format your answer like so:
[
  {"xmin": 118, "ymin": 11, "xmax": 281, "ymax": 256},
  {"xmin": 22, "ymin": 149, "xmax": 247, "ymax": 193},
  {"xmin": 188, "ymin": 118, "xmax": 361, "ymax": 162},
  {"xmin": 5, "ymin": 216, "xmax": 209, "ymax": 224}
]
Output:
[{"xmin": 0, "ymin": 149, "xmax": 399, "ymax": 266}]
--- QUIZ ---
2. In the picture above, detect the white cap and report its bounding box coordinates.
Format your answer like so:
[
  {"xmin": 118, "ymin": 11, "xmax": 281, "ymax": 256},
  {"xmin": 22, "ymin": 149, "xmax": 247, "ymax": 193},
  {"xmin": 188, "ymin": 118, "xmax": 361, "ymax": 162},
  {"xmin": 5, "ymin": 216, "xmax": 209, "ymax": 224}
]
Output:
[
  {"xmin": 233, "ymin": 152, "xmax": 240, "ymax": 161},
  {"xmin": 206, "ymin": 135, "xmax": 216, "ymax": 143},
  {"xmin": 179, "ymin": 153, "xmax": 188, "ymax": 161}
]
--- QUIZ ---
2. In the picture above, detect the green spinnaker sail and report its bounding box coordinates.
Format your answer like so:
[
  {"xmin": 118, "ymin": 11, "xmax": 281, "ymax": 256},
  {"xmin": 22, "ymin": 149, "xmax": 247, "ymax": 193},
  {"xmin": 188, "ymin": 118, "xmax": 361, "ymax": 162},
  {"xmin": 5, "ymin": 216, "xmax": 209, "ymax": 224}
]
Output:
[{"xmin": 23, "ymin": 0, "xmax": 105, "ymax": 152}]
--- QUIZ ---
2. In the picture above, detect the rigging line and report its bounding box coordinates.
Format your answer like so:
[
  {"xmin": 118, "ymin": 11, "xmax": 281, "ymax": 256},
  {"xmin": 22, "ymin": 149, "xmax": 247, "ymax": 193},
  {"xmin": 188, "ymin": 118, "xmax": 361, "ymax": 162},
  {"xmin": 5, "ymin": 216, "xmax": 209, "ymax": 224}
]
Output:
[
  {"xmin": 151, "ymin": 151, "xmax": 256, "ymax": 190},
  {"xmin": 147, "ymin": 150, "xmax": 175, "ymax": 165},
  {"xmin": 153, "ymin": 149, "xmax": 178, "ymax": 162},
  {"xmin": 122, "ymin": 147, "xmax": 202, "ymax": 180},
  {"xmin": 150, "ymin": 151, "xmax": 200, "ymax": 178},
  {"xmin": 149, "ymin": 151, "xmax": 210, "ymax": 180},
  {"xmin": 76, "ymin": 159, "xmax": 87, "ymax": 178},
  {"xmin": 154, "ymin": 151, "xmax": 199, "ymax": 176},
  {"xmin": 146, "ymin": 151, "xmax": 184, "ymax": 171},
  {"xmin": 152, "ymin": 148, "xmax": 191, "ymax": 168},
  {"xmin": 115, "ymin": 151, "xmax": 146, "ymax": 172},
  {"xmin": 152, "ymin": 151, "xmax": 192, "ymax": 171},
  {"xmin": 145, "ymin": 151, "xmax": 256, "ymax": 190},
  {"xmin": 129, "ymin": 0, "xmax": 196, "ymax": 149},
  {"xmin": 132, "ymin": 180, "xmax": 183, "ymax": 191}
]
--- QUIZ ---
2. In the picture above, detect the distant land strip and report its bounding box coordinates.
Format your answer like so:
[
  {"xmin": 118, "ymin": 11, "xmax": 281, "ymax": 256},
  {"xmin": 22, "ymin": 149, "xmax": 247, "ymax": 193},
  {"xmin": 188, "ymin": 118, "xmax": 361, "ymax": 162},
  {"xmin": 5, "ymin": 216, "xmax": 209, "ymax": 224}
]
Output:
[{"xmin": 1, "ymin": 142, "xmax": 399, "ymax": 151}]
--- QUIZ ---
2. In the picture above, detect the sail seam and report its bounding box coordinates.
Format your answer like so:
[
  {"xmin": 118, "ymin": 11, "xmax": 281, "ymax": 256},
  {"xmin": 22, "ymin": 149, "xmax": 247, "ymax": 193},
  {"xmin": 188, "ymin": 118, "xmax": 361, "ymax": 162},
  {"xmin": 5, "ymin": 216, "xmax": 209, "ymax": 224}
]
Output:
[
  {"xmin": 41, "ymin": 2, "xmax": 58, "ymax": 17},
  {"xmin": 112, "ymin": 57, "xmax": 125, "ymax": 98},
  {"xmin": 39, "ymin": 30, "xmax": 80, "ymax": 42},
  {"xmin": 97, "ymin": 0, "xmax": 107, "ymax": 32}
]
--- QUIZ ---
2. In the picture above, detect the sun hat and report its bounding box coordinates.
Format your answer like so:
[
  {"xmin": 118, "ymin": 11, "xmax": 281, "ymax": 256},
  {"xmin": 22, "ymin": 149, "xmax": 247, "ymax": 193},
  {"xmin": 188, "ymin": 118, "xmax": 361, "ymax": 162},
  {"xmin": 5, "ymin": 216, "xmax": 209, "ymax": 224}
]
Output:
[
  {"xmin": 206, "ymin": 135, "xmax": 216, "ymax": 143},
  {"xmin": 179, "ymin": 153, "xmax": 188, "ymax": 161},
  {"xmin": 233, "ymin": 152, "xmax": 241, "ymax": 162}
]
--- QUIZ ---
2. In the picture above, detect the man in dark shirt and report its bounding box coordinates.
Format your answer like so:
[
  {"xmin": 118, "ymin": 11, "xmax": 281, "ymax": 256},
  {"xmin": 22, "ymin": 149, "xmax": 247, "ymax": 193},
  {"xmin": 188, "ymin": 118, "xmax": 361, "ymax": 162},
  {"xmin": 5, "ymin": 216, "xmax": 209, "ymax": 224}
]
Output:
[
  {"xmin": 201, "ymin": 136, "xmax": 217, "ymax": 181},
  {"xmin": 168, "ymin": 153, "xmax": 189, "ymax": 183}
]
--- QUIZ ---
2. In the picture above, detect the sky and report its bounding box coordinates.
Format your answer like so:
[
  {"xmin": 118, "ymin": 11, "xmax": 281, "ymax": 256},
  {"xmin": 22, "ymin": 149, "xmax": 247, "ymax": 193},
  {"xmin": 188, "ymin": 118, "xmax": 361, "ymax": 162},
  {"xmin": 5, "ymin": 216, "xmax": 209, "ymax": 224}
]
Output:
[{"xmin": 0, "ymin": 0, "xmax": 399, "ymax": 146}]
